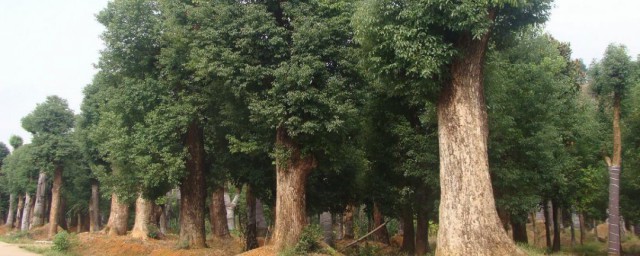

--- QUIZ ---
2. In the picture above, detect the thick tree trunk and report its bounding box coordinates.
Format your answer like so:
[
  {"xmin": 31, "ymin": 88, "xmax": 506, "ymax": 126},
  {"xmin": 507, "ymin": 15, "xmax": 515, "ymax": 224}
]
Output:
[
  {"xmin": 570, "ymin": 213, "xmax": 576, "ymax": 247},
  {"xmin": 551, "ymin": 200, "xmax": 561, "ymax": 252},
  {"xmin": 401, "ymin": 204, "xmax": 415, "ymax": 255},
  {"xmin": 372, "ymin": 202, "xmax": 390, "ymax": 244},
  {"xmin": 48, "ymin": 166, "xmax": 63, "ymax": 238},
  {"xmin": 225, "ymin": 192, "xmax": 239, "ymax": 231},
  {"xmin": 31, "ymin": 172, "xmax": 47, "ymax": 228},
  {"xmin": 131, "ymin": 194, "xmax": 152, "ymax": 239},
  {"xmin": 320, "ymin": 212, "xmax": 334, "ymax": 247},
  {"xmin": 103, "ymin": 193, "xmax": 129, "ymax": 236},
  {"xmin": 90, "ymin": 181, "xmax": 100, "ymax": 232},
  {"xmin": 15, "ymin": 195, "xmax": 23, "ymax": 229},
  {"xmin": 210, "ymin": 186, "xmax": 229, "ymax": 238},
  {"xmin": 178, "ymin": 121, "xmax": 207, "ymax": 249},
  {"xmin": 543, "ymin": 202, "xmax": 552, "ymax": 249},
  {"xmin": 607, "ymin": 93, "xmax": 622, "ymax": 255},
  {"xmin": 21, "ymin": 193, "xmax": 32, "ymax": 231},
  {"xmin": 58, "ymin": 197, "xmax": 67, "ymax": 230},
  {"xmin": 272, "ymin": 126, "xmax": 316, "ymax": 251},
  {"xmin": 245, "ymin": 185, "xmax": 259, "ymax": 251},
  {"xmin": 511, "ymin": 218, "xmax": 528, "ymax": 244},
  {"xmin": 343, "ymin": 205, "xmax": 355, "ymax": 239},
  {"xmin": 5, "ymin": 193, "xmax": 15, "ymax": 228},
  {"xmin": 435, "ymin": 26, "xmax": 522, "ymax": 255}
]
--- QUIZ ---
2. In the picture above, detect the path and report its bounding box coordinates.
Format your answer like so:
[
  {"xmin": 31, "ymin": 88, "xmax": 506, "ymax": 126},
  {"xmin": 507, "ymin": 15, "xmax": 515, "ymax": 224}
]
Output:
[{"xmin": 0, "ymin": 241, "xmax": 41, "ymax": 256}]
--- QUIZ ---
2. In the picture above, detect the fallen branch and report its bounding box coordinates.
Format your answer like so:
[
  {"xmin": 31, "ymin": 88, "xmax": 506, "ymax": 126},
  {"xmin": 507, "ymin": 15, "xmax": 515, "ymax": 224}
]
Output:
[{"xmin": 345, "ymin": 221, "xmax": 388, "ymax": 248}]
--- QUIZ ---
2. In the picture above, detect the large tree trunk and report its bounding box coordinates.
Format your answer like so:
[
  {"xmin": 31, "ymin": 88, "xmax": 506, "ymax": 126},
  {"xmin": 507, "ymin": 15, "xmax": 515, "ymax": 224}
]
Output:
[
  {"xmin": 320, "ymin": 212, "xmax": 334, "ymax": 247},
  {"xmin": 401, "ymin": 204, "xmax": 415, "ymax": 255},
  {"xmin": 90, "ymin": 181, "xmax": 100, "ymax": 232},
  {"xmin": 31, "ymin": 172, "xmax": 47, "ymax": 228},
  {"xmin": 608, "ymin": 93, "xmax": 622, "ymax": 255},
  {"xmin": 131, "ymin": 194, "xmax": 152, "ymax": 239},
  {"xmin": 435, "ymin": 26, "xmax": 522, "ymax": 255},
  {"xmin": 551, "ymin": 200, "xmax": 561, "ymax": 252},
  {"xmin": 210, "ymin": 186, "xmax": 229, "ymax": 238},
  {"xmin": 103, "ymin": 193, "xmax": 129, "ymax": 236},
  {"xmin": 531, "ymin": 212, "xmax": 538, "ymax": 246},
  {"xmin": 21, "ymin": 193, "xmax": 32, "ymax": 231},
  {"xmin": 178, "ymin": 121, "xmax": 207, "ymax": 249},
  {"xmin": 159, "ymin": 205, "xmax": 167, "ymax": 235},
  {"xmin": 343, "ymin": 205, "xmax": 355, "ymax": 239},
  {"xmin": 58, "ymin": 197, "xmax": 67, "ymax": 230},
  {"xmin": 5, "ymin": 193, "xmax": 15, "ymax": 228},
  {"xmin": 511, "ymin": 217, "xmax": 528, "ymax": 244},
  {"xmin": 245, "ymin": 185, "xmax": 259, "ymax": 251},
  {"xmin": 272, "ymin": 126, "xmax": 317, "ymax": 251},
  {"xmin": 15, "ymin": 195, "xmax": 24, "ymax": 229},
  {"xmin": 48, "ymin": 166, "xmax": 63, "ymax": 238},
  {"xmin": 372, "ymin": 202, "xmax": 390, "ymax": 245}
]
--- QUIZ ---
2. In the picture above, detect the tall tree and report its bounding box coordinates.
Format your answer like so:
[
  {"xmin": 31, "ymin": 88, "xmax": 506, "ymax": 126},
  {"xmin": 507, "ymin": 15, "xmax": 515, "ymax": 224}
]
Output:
[
  {"xmin": 354, "ymin": 1, "xmax": 552, "ymax": 254},
  {"xmin": 590, "ymin": 44, "xmax": 634, "ymax": 255},
  {"xmin": 22, "ymin": 96, "xmax": 75, "ymax": 238}
]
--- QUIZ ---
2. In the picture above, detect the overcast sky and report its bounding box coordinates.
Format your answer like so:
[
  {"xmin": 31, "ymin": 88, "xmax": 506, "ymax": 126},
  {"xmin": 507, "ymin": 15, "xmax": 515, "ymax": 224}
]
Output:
[{"xmin": 1, "ymin": 0, "xmax": 639, "ymax": 149}]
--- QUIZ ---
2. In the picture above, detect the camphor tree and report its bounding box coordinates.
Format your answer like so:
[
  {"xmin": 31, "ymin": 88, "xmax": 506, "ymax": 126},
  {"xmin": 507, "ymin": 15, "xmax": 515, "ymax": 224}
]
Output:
[
  {"xmin": 354, "ymin": 0, "xmax": 552, "ymax": 254},
  {"xmin": 21, "ymin": 95, "xmax": 76, "ymax": 238},
  {"xmin": 183, "ymin": 0, "xmax": 364, "ymax": 250},
  {"xmin": 589, "ymin": 44, "xmax": 634, "ymax": 255}
]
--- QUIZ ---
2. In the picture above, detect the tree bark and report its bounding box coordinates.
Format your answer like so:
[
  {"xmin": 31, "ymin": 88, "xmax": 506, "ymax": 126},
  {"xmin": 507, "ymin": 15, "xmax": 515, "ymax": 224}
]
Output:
[
  {"xmin": 58, "ymin": 197, "xmax": 67, "ymax": 230},
  {"xmin": 245, "ymin": 185, "xmax": 259, "ymax": 251},
  {"xmin": 178, "ymin": 121, "xmax": 207, "ymax": 249},
  {"xmin": 210, "ymin": 186, "xmax": 229, "ymax": 238},
  {"xmin": 48, "ymin": 166, "xmax": 63, "ymax": 238},
  {"xmin": 435, "ymin": 23, "xmax": 523, "ymax": 255},
  {"xmin": 579, "ymin": 213, "xmax": 585, "ymax": 245},
  {"xmin": 401, "ymin": 204, "xmax": 415, "ymax": 255},
  {"xmin": 225, "ymin": 192, "xmax": 239, "ymax": 231},
  {"xmin": 15, "ymin": 195, "xmax": 23, "ymax": 229},
  {"xmin": 343, "ymin": 205, "xmax": 355, "ymax": 239},
  {"xmin": 570, "ymin": 212, "xmax": 576, "ymax": 247},
  {"xmin": 511, "ymin": 217, "xmax": 528, "ymax": 244},
  {"xmin": 31, "ymin": 172, "xmax": 47, "ymax": 228},
  {"xmin": 131, "ymin": 194, "xmax": 152, "ymax": 239},
  {"xmin": 543, "ymin": 202, "xmax": 552, "ymax": 249},
  {"xmin": 607, "ymin": 93, "xmax": 622, "ymax": 255},
  {"xmin": 320, "ymin": 211, "xmax": 334, "ymax": 247},
  {"xmin": 90, "ymin": 181, "xmax": 100, "ymax": 232},
  {"xmin": 103, "ymin": 193, "xmax": 129, "ymax": 236},
  {"xmin": 372, "ymin": 202, "xmax": 390, "ymax": 244},
  {"xmin": 531, "ymin": 212, "xmax": 538, "ymax": 246},
  {"xmin": 551, "ymin": 200, "xmax": 561, "ymax": 252},
  {"xmin": 255, "ymin": 199, "xmax": 267, "ymax": 237},
  {"xmin": 159, "ymin": 205, "xmax": 167, "ymax": 235},
  {"xmin": 272, "ymin": 126, "xmax": 317, "ymax": 251},
  {"xmin": 5, "ymin": 193, "xmax": 15, "ymax": 228},
  {"xmin": 21, "ymin": 193, "xmax": 32, "ymax": 231}
]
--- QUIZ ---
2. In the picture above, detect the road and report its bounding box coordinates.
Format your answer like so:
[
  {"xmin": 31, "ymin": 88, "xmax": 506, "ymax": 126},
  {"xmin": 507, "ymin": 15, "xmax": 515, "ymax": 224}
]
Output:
[{"xmin": 0, "ymin": 241, "xmax": 41, "ymax": 256}]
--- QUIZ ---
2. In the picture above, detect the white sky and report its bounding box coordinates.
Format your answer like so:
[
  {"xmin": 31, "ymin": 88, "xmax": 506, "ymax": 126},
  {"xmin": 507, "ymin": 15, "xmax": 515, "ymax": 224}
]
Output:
[{"xmin": 1, "ymin": 0, "xmax": 639, "ymax": 149}]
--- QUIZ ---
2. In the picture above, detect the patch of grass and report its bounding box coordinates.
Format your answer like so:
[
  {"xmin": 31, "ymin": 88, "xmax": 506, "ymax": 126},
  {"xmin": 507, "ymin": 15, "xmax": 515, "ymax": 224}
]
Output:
[
  {"xmin": 567, "ymin": 241, "xmax": 605, "ymax": 256},
  {"xmin": 21, "ymin": 245, "xmax": 77, "ymax": 256},
  {"xmin": 0, "ymin": 231, "xmax": 32, "ymax": 244},
  {"xmin": 517, "ymin": 243, "xmax": 547, "ymax": 256},
  {"xmin": 52, "ymin": 231, "xmax": 76, "ymax": 251}
]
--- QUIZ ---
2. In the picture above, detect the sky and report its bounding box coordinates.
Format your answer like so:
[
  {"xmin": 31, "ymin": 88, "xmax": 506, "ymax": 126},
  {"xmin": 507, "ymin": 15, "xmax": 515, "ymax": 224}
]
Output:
[{"xmin": 0, "ymin": 0, "xmax": 639, "ymax": 149}]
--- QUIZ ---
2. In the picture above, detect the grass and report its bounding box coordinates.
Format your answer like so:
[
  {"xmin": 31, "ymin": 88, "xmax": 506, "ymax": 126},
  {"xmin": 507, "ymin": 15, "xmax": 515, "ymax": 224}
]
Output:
[
  {"xmin": 0, "ymin": 231, "xmax": 33, "ymax": 244},
  {"xmin": 21, "ymin": 245, "xmax": 77, "ymax": 256}
]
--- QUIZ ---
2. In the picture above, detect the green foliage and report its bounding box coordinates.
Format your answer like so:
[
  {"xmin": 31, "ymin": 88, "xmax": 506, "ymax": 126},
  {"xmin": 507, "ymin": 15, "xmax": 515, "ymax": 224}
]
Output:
[
  {"xmin": 0, "ymin": 142, "xmax": 9, "ymax": 167},
  {"xmin": 1, "ymin": 144, "xmax": 39, "ymax": 194},
  {"xmin": 9, "ymin": 135, "xmax": 24, "ymax": 150},
  {"xmin": 52, "ymin": 231, "xmax": 75, "ymax": 252},
  {"xmin": 293, "ymin": 225, "xmax": 322, "ymax": 255},
  {"xmin": 147, "ymin": 225, "xmax": 160, "ymax": 239},
  {"xmin": 590, "ymin": 44, "xmax": 633, "ymax": 98},
  {"xmin": 0, "ymin": 231, "xmax": 31, "ymax": 243}
]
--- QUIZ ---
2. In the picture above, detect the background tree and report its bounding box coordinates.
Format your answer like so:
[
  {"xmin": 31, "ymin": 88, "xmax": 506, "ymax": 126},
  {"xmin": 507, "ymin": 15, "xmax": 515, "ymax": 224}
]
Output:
[
  {"xmin": 21, "ymin": 95, "xmax": 76, "ymax": 238},
  {"xmin": 589, "ymin": 44, "xmax": 633, "ymax": 255}
]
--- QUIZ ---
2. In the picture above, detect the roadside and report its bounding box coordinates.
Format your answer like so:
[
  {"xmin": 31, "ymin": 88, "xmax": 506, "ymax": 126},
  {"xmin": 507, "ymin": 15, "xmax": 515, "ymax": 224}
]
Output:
[{"xmin": 0, "ymin": 241, "xmax": 41, "ymax": 256}]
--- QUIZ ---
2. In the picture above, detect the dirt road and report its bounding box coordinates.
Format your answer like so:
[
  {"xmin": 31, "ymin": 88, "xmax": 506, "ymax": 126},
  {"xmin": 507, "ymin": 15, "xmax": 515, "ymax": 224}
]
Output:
[{"xmin": 0, "ymin": 241, "xmax": 41, "ymax": 256}]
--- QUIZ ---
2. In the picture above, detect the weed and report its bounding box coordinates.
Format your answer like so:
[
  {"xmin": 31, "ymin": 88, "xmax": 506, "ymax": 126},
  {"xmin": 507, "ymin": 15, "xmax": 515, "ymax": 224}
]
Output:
[{"xmin": 52, "ymin": 231, "xmax": 75, "ymax": 251}]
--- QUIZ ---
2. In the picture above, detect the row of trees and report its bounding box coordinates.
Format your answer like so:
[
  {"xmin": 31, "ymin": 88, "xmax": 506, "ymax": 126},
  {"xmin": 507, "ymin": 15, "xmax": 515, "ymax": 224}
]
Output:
[{"xmin": 1, "ymin": 0, "xmax": 639, "ymax": 255}]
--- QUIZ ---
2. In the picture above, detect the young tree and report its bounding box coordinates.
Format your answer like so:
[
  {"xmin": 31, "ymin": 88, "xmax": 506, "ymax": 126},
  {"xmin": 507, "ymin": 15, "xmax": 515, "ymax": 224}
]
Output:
[
  {"xmin": 22, "ymin": 96, "xmax": 76, "ymax": 238},
  {"xmin": 590, "ymin": 44, "xmax": 634, "ymax": 255},
  {"xmin": 354, "ymin": 1, "xmax": 552, "ymax": 254}
]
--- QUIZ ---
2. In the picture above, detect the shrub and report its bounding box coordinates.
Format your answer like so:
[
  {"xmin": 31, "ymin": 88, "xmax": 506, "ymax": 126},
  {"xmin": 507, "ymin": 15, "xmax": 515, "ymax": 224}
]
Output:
[{"xmin": 52, "ymin": 231, "xmax": 74, "ymax": 251}]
